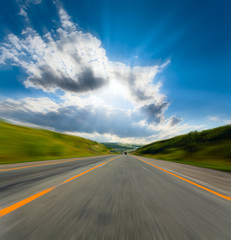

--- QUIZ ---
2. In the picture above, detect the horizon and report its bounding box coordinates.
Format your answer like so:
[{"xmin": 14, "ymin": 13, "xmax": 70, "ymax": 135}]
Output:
[
  {"xmin": 1, "ymin": 0, "xmax": 231, "ymax": 144},
  {"xmin": 2, "ymin": 118, "xmax": 230, "ymax": 146}
]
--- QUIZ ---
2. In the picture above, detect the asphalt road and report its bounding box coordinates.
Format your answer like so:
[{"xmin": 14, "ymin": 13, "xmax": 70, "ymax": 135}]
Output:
[{"xmin": 0, "ymin": 155, "xmax": 231, "ymax": 239}]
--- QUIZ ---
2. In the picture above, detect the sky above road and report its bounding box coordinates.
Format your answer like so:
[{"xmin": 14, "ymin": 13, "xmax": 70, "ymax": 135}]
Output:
[{"xmin": 0, "ymin": 0, "xmax": 231, "ymax": 143}]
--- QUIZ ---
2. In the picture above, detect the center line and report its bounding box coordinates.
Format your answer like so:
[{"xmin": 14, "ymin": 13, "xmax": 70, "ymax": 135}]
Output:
[{"xmin": 0, "ymin": 156, "xmax": 119, "ymax": 218}]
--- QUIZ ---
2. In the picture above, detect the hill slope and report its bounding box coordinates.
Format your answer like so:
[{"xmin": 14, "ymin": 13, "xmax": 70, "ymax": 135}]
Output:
[
  {"xmin": 0, "ymin": 120, "xmax": 110, "ymax": 164},
  {"xmin": 135, "ymin": 125, "xmax": 231, "ymax": 171},
  {"xmin": 101, "ymin": 143, "xmax": 142, "ymax": 152}
]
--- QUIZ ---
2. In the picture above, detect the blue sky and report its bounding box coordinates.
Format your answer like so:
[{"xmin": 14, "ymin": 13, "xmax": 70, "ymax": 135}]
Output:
[{"xmin": 0, "ymin": 0, "xmax": 231, "ymax": 143}]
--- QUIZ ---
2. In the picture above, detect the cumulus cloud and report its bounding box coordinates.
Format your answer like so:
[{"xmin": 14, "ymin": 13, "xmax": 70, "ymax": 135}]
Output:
[
  {"xmin": 0, "ymin": 7, "xmax": 167, "ymax": 104},
  {"xmin": 0, "ymin": 5, "xmax": 185, "ymax": 142}
]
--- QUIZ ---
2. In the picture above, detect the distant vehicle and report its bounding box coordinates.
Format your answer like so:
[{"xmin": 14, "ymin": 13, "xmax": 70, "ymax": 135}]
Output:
[{"xmin": 125, "ymin": 152, "xmax": 127, "ymax": 155}]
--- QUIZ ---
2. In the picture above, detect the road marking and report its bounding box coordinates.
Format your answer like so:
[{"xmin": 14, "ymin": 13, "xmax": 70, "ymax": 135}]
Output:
[
  {"xmin": 134, "ymin": 156, "xmax": 231, "ymax": 201},
  {"xmin": 0, "ymin": 155, "xmax": 112, "ymax": 172},
  {"xmin": 0, "ymin": 156, "xmax": 119, "ymax": 218},
  {"xmin": 62, "ymin": 162, "xmax": 107, "ymax": 184},
  {"xmin": 0, "ymin": 187, "xmax": 55, "ymax": 218}
]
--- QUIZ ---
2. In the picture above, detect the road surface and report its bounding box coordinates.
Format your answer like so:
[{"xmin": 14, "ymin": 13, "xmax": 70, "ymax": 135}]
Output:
[{"xmin": 0, "ymin": 155, "xmax": 231, "ymax": 239}]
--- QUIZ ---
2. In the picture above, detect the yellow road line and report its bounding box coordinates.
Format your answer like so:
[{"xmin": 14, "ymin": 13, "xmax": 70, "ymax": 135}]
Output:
[
  {"xmin": 134, "ymin": 156, "xmax": 231, "ymax": 201},
  {"xmin": 0, "ymin": 155, "xmax": 112, "ymax": 172},
  {"xmin": 62, "ymin": 161, "xmax": 109, "ymax": 184},
  {"xmin": 0, "ymin": 187, "xmax": 55, "ymax": 218},
  {"xmin": 0, "ymin": 156, "xmax": 119, "ymax": 218}
]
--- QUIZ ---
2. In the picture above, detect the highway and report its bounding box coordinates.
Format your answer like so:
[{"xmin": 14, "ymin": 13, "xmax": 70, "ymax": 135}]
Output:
[{"xmin": 0, "ymin": 155, "xmax": 231, "ymax": 239}]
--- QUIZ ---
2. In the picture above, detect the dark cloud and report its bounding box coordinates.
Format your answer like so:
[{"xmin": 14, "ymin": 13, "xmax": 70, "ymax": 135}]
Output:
[
  {"xmin": 28, "ymin": 65, "xmax": 107, "ymax": 93},
  {"xmin": 168, "ymin": 116, "xmax": 182, "ymax": 126},
  {"xmin": 0, "ymin": 102, "xmax": 154, "ymax": 138},
  {"xmin": 127, "ymin": 73, "xmax": 153, "ymax": 102},
  {"xmin": 140, "ymin": 102, "xmax": 169, "ymax": 124},
  {"xmin": 131, "ymin": 88, "xmax": 153, "ymax": 102}
]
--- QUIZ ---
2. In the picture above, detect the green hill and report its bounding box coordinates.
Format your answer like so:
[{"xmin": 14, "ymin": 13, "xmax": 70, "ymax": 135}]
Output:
[
  {"xmin": 135, "ymin": 125, "xmax": 231, "ymax": 171},
  {"xmin": 0, "ymin": 120, "xmax": 110, "ymax": 164},
  {"xmin": 101, "ymin": 143, "xmax": 142, "ymax": 152}
]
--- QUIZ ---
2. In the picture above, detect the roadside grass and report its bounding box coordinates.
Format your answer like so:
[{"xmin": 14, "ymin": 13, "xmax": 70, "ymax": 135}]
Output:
[
  {"xmin": 135, "ymin": 125, "xmax": 231, "ymax": 172},
  {"xmin": 0, "ymin": 120, "xmax": 110, "ymax": 164}
]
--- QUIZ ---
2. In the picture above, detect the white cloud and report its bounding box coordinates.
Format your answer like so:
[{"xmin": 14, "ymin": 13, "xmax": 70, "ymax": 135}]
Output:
[
  {"xmin": 17, "ymin": 0, "xmax": 42, "ymax": 21},
  {"xmin": 19, "ymin": 8, "xmax": 27, "ymax": 17},
  {"xmin": 65, "ymin": 121, "xmax": 203, "ymax": 144},
  {"xmin": 0, "ymin": 5, "xmax": 186, "ymax": 143},
  {"xmin": 208, "ymin": 116, "xmax": 220, "ymax": 122},
  {"xmin": 208, "ymin": 116, "xmax": 231, "ymax": 125},
  {"xmin": 0, "ymin": 7, "xmax": 168, "ymax": 107},
  {"xmin": 224, "ymin": 120, "xmax": 231, "ymax": 124},
  {"xmin": 59, "ymin": 8, "xmax": 75, "ymax": 30}
]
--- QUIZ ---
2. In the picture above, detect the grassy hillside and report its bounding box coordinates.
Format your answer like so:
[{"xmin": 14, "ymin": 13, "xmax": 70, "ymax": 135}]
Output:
[
  {"xmin": 135, "ymin": 125, "xmax": 231, "ymax": 171},
  {"xmin": 0, "ymin": 120, "xmax": 110, "ymax": 164}
]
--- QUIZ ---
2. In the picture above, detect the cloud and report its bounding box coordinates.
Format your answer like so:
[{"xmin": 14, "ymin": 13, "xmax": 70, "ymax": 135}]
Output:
[
  {"xmin": 168, "ymin": 116, "xmax": 183, "ymax": 126},
  {"xmin": 0, "ymin": 20, "xmax": 109, "ymax": 94},
  {"xmin": 26, "ymin": 65, "xmax": 107, "ymax": 93},
  {"xmin": 110, "ymin": 63, "xmax": 165, "ymax": 106},
  {"xmin": 58, "ymin": 8, "xmax": 75, "ymax": 30},
  {"xmin": 17, "ymin": 0, "xmax": 42, "ymax": 6},
  {"xmin": 0, "ymin": 96, "xmax": 200, "ymax": 144},
  {"xmin": 0, "ymin": 5, "xmax": 185, "ymax": 142},
  {"xmin": 23, "ymin": 0, "xmax": 42, "ymax": 4},
  {"xmin": 17, "ymin": 0, "xmax": 42, "ymax": 20},
  {"xmin": 224, "ymin": 120, "xmax": 231, "ymax": 124},
  {"xmin": 0, "ymin": 7, "xmax": 168, "ymax": 104},
  {"xmin": 140, "ymin": 102, "xmax": 169, "ymax": 124},
  {"xmin": 0, "ymin": 97, "xmax": 154, "ymax": 138},
  {"xmin": 19, "ymin": 8, "xmax": 27, "ymax": 17},
  {"xmin": 208, "ymin": 116, "xmax": 231, "ymax": 125},
  {"xmin": 208, "ymin": 116, "xmax": 220, "ymax": 122}
]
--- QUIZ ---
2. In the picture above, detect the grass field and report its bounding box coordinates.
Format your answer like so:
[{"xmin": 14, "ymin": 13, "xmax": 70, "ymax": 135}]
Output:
[
  {"xmin": 135, "ymin": 125, "xmax": 231, "ymax": 171},
  {"xmin": 0, "ymin": 120, "xmax": 110, "ymax": 164}
]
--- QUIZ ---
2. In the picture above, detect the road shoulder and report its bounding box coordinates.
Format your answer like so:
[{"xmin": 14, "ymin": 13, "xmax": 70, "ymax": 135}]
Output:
[{"xmin": 133, "ymin": 155, "xmax": 231, "ymax": 196}]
